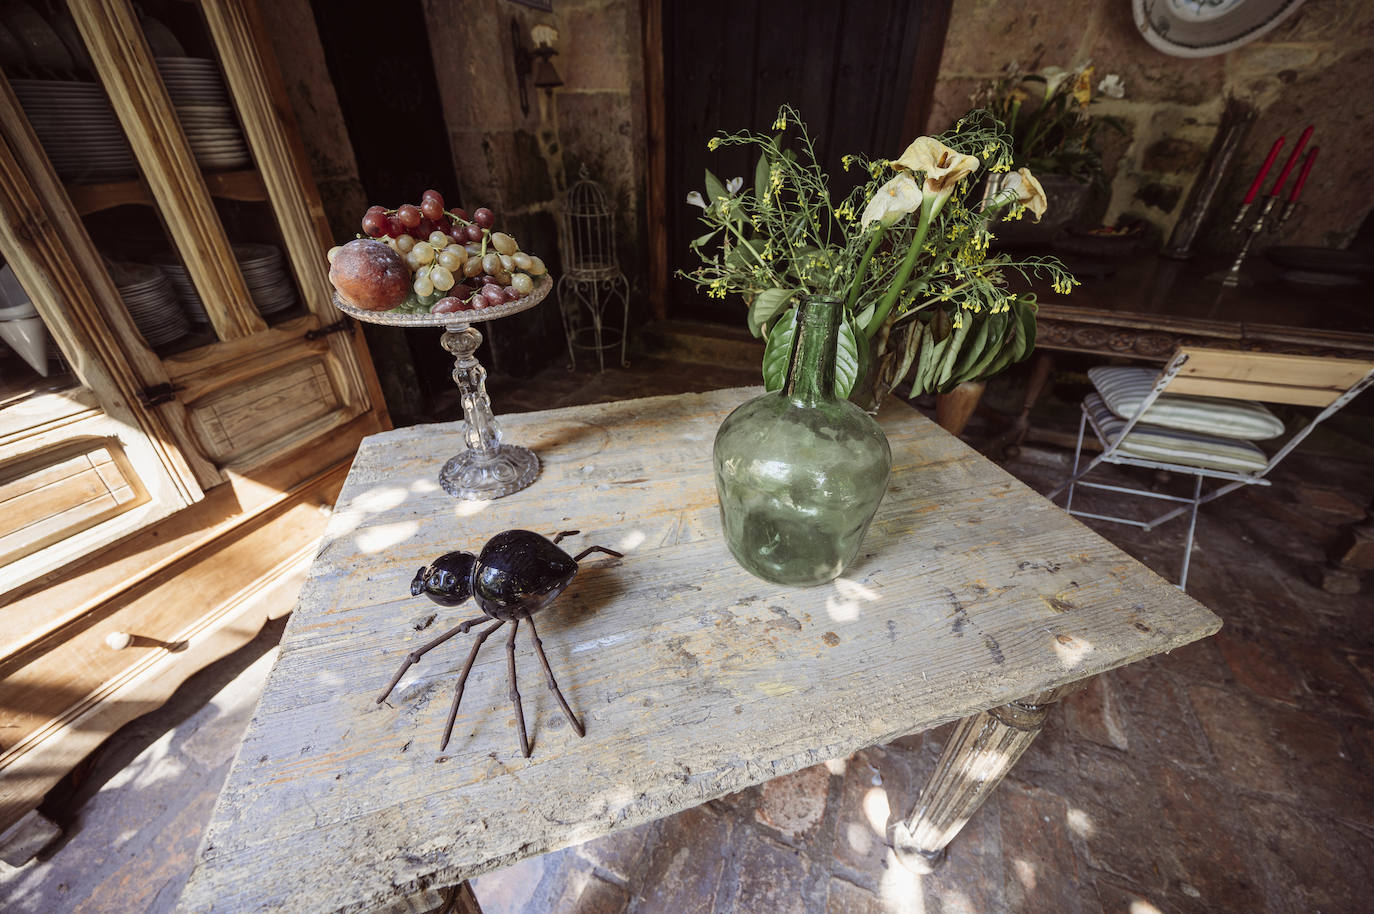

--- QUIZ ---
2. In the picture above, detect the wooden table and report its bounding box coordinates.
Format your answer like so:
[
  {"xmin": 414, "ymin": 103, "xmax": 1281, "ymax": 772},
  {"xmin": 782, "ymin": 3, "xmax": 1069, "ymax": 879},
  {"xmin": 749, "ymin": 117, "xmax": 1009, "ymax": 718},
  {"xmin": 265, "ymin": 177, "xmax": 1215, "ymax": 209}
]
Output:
[{"xmin": 179, "ymin": 388, "xmax": 1220, "ymax": 913}]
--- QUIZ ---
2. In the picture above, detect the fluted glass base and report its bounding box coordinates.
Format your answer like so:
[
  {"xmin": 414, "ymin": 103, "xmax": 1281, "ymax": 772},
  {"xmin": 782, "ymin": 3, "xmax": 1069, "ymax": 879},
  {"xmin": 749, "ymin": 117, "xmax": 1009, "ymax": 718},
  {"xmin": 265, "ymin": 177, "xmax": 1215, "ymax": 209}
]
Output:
[{"xmin": 439, "ymin": 444, "xmax": 540, "ymax": 500}]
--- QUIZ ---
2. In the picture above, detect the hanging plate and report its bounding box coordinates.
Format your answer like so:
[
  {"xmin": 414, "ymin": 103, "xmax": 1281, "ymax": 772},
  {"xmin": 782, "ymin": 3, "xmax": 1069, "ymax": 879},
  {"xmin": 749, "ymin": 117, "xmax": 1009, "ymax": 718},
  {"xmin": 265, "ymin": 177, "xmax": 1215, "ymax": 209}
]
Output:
[{"xmin": 1132, "ymin": 0, "xmax": 1307, "ymax": 58}]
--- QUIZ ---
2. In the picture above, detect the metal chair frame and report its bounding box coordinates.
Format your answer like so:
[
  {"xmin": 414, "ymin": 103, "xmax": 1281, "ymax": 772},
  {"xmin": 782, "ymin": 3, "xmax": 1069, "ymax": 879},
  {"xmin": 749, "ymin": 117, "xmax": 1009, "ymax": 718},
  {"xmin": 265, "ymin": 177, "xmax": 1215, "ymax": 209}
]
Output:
[{"xmin": 1048, "ymin": 349, "xmax": 1374, "ymax": 590}]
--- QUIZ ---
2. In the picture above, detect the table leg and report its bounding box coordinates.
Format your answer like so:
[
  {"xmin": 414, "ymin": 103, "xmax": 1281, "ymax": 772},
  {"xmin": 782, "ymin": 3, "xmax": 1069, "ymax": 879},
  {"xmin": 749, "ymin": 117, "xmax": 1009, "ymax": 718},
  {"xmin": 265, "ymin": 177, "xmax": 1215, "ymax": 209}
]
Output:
[
  {"xmin": 890, "ymin": 684, "xmax": 1079, "ymax": 873},
  {"xmin": 434, "ymin": 881, "xmax": 483, "ymax": 913}
]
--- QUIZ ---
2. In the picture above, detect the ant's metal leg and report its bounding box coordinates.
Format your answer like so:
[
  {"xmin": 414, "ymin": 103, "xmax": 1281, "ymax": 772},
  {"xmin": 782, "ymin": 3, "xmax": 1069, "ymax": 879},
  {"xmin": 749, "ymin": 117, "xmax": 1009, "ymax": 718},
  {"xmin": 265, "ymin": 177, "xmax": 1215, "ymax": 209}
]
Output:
[
  {"xmin": 526, "ymin": 615, "xmax": 586, "ymax": 738},
  {"xmin": 506, "ymin": 619, "xmax": 532, "ymax": 757},
  {"xmin": 376, "ymin": 615, "xmax": 488, "ymax": 704},
  {"xmin": 439, "ymin": 619, "xmax": 505, "ymax": 750},
  {"xmin": 551, "ymin": 530, "xmax": 580, "ymax": 544},
  {"xmin": 572, "ymin": 545, "xmax": 623, "ymax": 562}
]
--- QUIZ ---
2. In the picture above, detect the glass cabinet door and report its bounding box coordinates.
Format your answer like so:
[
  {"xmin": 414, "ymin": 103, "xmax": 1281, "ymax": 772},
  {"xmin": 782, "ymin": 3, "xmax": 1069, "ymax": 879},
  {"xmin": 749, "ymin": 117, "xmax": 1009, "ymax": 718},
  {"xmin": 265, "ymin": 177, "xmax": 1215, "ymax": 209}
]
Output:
[{"xmin": 0, "ymin": 0, "xmax": 377, "ymax": 487}]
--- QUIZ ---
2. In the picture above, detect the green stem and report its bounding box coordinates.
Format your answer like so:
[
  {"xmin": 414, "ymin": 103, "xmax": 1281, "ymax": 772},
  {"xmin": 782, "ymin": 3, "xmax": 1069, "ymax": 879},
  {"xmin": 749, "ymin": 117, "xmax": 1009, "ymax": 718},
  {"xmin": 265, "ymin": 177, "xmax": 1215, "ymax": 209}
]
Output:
[
  {"xmin": 864, "ymin": 197, "xmax": 935, "ymax": 338},
  {"xmin": 844, "ymin": 225, "xmax": 886, "ymax": 312},
  {"xmin": 720, "ymin": 217, "xmax": 783, "ymax": 287}
]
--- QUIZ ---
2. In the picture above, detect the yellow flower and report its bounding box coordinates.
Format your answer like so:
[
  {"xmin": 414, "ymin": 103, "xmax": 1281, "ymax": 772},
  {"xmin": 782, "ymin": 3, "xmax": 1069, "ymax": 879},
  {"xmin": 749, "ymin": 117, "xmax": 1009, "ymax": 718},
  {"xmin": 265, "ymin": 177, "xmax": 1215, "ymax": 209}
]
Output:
[
  {"xmin": 1072, "ymin": 66, "xmax": 1094, "ymax": 107},
  {"xmin": 860, "ymin": 172, "xmax": 923, "ymax": 228},
  {"xmin": 707, "ymin": 137, "xmax": 721, "ymax": 151},
  {"xmin": 773, "ymin": 112, "xmax": 788, "ymax": 130}
]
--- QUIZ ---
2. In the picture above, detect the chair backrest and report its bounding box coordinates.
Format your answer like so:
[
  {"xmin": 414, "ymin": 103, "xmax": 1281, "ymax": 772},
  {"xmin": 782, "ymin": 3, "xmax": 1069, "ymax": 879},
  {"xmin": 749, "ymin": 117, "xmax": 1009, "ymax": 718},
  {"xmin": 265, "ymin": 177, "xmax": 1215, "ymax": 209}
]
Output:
[{"xmin": 1166, "ymin": 348, "xmax": 1374, "ymax": 408}]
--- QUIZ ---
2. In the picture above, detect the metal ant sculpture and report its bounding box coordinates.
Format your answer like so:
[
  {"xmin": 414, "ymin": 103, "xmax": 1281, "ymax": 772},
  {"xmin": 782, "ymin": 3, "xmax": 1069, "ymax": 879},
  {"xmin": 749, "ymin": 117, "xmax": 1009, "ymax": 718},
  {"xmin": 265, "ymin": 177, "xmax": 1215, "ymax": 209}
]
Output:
[{"xmin": 376, "ymin": 529, "xmax": 621, "ymax": 758}]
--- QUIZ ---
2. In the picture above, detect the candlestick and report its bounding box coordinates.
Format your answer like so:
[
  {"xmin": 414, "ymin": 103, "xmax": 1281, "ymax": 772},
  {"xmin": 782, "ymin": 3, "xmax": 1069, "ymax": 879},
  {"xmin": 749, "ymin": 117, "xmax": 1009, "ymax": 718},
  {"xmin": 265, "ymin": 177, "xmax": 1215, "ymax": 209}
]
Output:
[
  {"xmin": 1243, "ymin": 136, "xmax": 1284, "ymax": 205},
  {"xmin": 1288, "ymin": 146, "xmax": 1318, "ymax": 203},
  {"xmin": 1268, "ymin": 125, "xmax": 1313, "ymax": 197}
]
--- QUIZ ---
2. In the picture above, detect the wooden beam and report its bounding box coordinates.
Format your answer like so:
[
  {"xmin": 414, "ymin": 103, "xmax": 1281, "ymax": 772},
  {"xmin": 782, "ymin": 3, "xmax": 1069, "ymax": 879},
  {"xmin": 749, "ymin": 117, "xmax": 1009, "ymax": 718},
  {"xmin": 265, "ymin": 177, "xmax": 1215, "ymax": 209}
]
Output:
[{"xmin": 642, "ymin": 0, "xmax": 668, "ymax": 321}]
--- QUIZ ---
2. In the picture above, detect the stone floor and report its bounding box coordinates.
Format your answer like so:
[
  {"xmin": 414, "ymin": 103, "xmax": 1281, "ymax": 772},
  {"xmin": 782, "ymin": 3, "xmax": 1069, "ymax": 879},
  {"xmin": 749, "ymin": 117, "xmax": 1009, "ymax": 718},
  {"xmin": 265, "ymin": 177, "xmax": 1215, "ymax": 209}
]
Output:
[{"xmin": 3, "ymin": 351, "xmax": 1373, "ymax": 914}]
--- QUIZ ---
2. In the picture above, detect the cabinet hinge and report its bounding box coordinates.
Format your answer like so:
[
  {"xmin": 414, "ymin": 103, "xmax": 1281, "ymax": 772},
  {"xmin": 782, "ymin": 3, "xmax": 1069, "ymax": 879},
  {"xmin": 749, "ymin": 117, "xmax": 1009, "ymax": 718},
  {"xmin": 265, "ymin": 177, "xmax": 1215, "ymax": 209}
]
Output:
[
  {"xmin": 306, "ymin": 317, "xmax": 354, "ymax": 340},
  {"xmin": 138, "ymin": 383, "xmax": 179, "ymax": 408}
]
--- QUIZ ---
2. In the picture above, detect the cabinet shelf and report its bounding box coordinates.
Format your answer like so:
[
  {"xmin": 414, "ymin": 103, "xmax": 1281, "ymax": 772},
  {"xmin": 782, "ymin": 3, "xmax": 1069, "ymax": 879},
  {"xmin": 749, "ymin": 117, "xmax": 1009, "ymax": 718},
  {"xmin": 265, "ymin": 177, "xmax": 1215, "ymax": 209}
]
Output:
[{"xmin": 67, "ymin": 169, "xmax": 268, "ymax": 217}]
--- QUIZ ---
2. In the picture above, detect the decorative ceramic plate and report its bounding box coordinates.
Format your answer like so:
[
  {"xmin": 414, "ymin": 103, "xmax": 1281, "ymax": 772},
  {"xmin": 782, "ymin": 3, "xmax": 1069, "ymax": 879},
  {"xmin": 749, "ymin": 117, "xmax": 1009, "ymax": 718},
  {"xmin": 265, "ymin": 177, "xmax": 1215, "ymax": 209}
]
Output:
[
  {"xmin": 332, "ymin": 273, "xmax": 552, "ymax": 327},
  {"xmin": 1132, "ymin": 0, "xmax": 1307, "ymax": 58}
]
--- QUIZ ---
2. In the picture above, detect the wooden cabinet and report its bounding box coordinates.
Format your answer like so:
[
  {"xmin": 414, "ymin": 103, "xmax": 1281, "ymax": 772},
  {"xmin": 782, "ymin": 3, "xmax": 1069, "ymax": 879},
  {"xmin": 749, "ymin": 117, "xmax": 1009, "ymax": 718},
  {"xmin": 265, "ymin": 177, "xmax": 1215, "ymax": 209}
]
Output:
[{"xmin": 0, "ymin": 0, "xmax": 388, "ymax": 853}]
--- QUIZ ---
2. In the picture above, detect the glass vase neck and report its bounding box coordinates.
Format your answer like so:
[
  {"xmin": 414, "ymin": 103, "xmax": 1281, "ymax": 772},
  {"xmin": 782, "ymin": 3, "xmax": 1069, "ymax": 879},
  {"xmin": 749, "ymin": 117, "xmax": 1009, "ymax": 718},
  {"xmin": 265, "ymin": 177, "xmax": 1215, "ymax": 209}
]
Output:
[{"xmin": 784, "ymin": 296, "xmax": 840, "ymax": 406}]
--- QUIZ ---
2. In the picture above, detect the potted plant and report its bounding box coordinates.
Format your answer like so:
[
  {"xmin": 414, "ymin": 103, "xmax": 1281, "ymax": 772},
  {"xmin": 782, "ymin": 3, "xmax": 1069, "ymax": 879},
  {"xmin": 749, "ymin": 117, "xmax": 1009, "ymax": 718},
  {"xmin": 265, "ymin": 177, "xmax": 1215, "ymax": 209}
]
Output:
[{"xmin": 974, "ymin": 63, "xmax": 1126, "ymax": 239}]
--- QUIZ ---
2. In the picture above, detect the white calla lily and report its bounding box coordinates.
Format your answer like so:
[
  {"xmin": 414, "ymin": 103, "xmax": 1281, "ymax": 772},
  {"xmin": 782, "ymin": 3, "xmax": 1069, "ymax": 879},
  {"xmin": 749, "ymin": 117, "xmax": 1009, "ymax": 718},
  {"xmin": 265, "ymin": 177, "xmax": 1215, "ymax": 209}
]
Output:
[
  {"xmin": 1009, "ymin": 167, "xmax": 1048, "ymax": 222},
  {"xmin": 860, "ymin": 172, "xmax": 924, "ymax": 227},
  {"xmin": 686, "ymin": 190, "xmax": 707, "ymax": 210},
  {"xmin": 894, "ymin": 137, "xmax": 981, "ymax": 208},
  {"xmin": 725, "ymin": 176, "xmax": 743, "ymax": 194}
]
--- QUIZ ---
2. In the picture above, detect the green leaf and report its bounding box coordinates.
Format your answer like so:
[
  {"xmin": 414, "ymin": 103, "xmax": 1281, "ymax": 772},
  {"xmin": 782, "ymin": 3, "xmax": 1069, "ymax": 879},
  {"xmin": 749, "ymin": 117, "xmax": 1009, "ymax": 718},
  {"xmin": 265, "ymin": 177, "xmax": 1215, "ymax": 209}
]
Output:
[
  {"xmin": 950, "ymin": 311, "xmax": 995, "ymax": 383},
  {"xmin": 748, "ymin": 288, "xmax": 793, "ymax": 337},
  {"xmin": 853, "ymin": 302, "xmax": 876, "ymax": 331},
  {"xmin": 754, "ymin": 153, "xmax": 770, "ymax": 202},
  {"xmin": 834, "ymin": 318, "xmax": 861, "ymax": 399},
  {"xmin": 704, "ymin": 169, "xmax": 728, "ymax": 206},
  {"xmin": 888, "ymin": 320, "xmax": 920, "ymax": 391},
  {"xmin": 960, "ymin": 310, "xmax": 1013, "ymax": 382},
  {"xmin": 690, "ymin": 229, "xmax": 719, "ymax": 250},
  {"xmin": 761, "ymin": 306, "xmax": 796, "ymax": 392},
  {"xmin": 935, "ymin": 312, "xmax": 974, "ymax": 392},
  {"xmin": 758, "ymin": 305, "xmax": 861, "ymax": 399},
  {"xmin": 1010, "ymin": 295, "xmax": 1038, "ymax": 363}
]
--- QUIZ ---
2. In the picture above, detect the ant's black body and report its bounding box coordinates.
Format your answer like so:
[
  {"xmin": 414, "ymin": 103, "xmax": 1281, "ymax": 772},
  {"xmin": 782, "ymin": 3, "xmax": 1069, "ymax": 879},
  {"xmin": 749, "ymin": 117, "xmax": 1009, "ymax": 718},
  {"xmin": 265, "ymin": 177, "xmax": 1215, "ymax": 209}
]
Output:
[{"xmin": 376, "ymin": 530, "xmax": 621, "ymax": 758}]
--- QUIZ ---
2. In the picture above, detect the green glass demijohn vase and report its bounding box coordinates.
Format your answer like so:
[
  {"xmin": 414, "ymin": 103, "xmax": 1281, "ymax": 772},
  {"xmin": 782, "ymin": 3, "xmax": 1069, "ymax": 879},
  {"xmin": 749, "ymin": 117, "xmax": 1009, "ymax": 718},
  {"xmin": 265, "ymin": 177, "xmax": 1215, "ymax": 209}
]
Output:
[{"xmin": 713, "ymin": 296, "xmax": 892, "ymax": 586}]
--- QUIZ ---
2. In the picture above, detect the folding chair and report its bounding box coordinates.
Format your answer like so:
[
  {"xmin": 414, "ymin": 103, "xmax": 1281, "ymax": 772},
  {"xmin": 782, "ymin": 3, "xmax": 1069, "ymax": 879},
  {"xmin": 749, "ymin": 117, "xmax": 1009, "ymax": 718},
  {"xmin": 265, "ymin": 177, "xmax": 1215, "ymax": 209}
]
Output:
[{"xmin": 1048, "ymin": 347, "xmax": 1374, "ymax": 589}]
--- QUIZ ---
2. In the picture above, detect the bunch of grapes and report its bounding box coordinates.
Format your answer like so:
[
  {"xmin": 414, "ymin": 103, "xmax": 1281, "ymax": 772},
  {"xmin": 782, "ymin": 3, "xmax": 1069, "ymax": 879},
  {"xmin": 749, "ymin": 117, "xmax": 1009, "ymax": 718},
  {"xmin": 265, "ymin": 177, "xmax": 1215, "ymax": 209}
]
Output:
[{"xmin": 326, "ymin": 189, "xmax": 546, "ymax": 315}]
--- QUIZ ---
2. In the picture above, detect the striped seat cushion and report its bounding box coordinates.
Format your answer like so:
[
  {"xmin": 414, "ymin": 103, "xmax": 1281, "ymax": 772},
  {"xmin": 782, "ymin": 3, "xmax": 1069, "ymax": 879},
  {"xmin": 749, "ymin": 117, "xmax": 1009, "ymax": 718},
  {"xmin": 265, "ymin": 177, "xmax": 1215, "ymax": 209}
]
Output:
[
  {"xmin": 1085, "ymin": 393, "xmax": 1269, "ymax": 473},
  {"xmin": 1088, "ymin": 366, "xmax": 1285, "ymax": 440}
]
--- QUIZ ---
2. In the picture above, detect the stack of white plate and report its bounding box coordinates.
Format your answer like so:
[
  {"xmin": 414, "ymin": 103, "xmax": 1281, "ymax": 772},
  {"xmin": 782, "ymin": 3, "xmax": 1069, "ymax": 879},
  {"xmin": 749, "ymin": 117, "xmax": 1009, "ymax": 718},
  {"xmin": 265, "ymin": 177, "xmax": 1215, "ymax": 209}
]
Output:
[
  {"xmin": 115, "ymin": 263, "xmax": 189, "ymax": 347},
  {"xmin": 235, "ymin": 244, "xmax": 297, "ymax": 316},
  {"xmin": 155, "ymin": 57, "xmax": 251, "ymax": 170},
  {"xmin": 149, "ymin": 253, "xmax": 209, "ymax": 324},
  {"xmin": 11, "ymin": 79, "xmax": 138, "ymax": 183}
]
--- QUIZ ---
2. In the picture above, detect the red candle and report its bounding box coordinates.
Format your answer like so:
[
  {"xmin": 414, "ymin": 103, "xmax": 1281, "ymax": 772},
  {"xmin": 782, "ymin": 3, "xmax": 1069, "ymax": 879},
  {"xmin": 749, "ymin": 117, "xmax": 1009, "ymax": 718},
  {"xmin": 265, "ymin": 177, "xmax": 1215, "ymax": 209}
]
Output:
[
  {"xmin": 1243, "ymin": 136, "xmax": 1284, "ymax": 204},
  {"xmin": 1269, "ymin": 124, "xmax": 1313, "ymax": 197},
  {"xmin": 1288, "ymin": 146, "xmax": 1318, "ymax": 202}
]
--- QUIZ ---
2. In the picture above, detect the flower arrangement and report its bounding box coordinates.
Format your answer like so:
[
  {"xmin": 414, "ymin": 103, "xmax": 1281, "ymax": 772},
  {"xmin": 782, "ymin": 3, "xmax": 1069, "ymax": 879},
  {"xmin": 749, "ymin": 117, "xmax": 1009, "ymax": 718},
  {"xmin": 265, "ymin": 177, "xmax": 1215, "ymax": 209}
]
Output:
[
  {"xmin": 681, "ymin": 104, "xmax": 1078, "ymax": 406},
  {"xmin": 973, "ymin": 63, "xmax": 1126, "ymax": 186}
]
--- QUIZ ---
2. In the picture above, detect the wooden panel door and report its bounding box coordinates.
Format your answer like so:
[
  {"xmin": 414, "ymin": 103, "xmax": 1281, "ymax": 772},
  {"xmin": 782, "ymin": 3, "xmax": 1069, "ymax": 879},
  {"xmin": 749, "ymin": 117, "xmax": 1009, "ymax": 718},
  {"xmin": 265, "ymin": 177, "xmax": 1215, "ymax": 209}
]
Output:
[{"xmin": 661, "ymin": 0, "xmax": 948, "ymax": 322}]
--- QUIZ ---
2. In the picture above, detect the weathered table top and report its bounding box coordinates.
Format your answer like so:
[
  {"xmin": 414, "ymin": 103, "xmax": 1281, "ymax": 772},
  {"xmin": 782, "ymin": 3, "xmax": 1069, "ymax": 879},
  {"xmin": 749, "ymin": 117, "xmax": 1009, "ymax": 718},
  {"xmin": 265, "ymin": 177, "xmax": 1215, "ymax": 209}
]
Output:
[{"xmin": 179, "ymin": 387, "xmax": 1220, "ymax": 913}]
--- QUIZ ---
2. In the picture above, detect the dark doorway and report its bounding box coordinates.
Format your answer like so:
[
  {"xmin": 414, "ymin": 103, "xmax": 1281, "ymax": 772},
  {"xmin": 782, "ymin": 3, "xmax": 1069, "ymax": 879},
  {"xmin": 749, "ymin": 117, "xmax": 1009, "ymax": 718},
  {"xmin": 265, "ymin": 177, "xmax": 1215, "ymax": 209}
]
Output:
[
  {"xmin": 661, "ymin": 0, "xmax": 949, "ymax": 323},
  {"xmin": 310, "ymin": 0, "xmax": 460, "ymax": 413}
]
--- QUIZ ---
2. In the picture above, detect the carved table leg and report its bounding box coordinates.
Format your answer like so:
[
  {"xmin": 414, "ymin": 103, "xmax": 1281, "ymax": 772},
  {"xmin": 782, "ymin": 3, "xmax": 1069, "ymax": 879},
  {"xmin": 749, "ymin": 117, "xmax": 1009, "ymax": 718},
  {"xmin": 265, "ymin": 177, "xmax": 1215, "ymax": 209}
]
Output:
[
  {"xmin": 890, "ymin": 684, "xmax": 1079, "ymax": 873},
  {"xmin": 985, "ymin": 351, "xmax": 1054, "ymax": 459}
]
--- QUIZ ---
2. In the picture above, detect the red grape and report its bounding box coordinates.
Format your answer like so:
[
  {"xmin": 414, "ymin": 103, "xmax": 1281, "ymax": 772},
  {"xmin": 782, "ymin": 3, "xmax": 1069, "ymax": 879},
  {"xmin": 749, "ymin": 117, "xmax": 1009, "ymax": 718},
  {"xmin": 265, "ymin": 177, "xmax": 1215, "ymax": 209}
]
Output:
[
  {"xmin": 465, "ymin": 223, "xmax": 484, "ymax": 243},
  {"xmin": 432, "ymin": 296, "xmax": 464, "ymax": 314},
  {"xmin": 452, "ymin": 208, "xmax": 470, "ymax": 222},
  {"xmin": 420, "ymin": 192, "xmax": 445, "ymax": 221},
  {"xmin": 503, "ymin": 286, "xmax": 522, "ymax": 302},
  {"xmin": 361, "ymin": 211, "xmax": 387, "ymax": 237},
  {"xmin": 397, "ymin": 204, "xmax": 422, "ymax": 228},
  {"xmin": 385, "ymin": 215, "xmax": 406, "ymax": 237},
  {"xmin": 473, "ymin": 207, "xmax": 495, "ymax": 229},
  {"xmin": 480, "ymin": 283, "xmax": 505, "ymax": 307},
  {"xmin": 447, "ymin": 226, "xmax": 467, "ymax": 246}
]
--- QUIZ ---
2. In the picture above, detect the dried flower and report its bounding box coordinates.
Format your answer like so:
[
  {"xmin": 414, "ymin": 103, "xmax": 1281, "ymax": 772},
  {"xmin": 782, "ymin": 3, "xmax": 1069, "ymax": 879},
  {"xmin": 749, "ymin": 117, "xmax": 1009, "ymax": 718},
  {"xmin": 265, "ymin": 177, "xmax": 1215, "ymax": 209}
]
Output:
[{"xmin": 860, "ymin": 172, "xmax": 924, "ymax": 227}]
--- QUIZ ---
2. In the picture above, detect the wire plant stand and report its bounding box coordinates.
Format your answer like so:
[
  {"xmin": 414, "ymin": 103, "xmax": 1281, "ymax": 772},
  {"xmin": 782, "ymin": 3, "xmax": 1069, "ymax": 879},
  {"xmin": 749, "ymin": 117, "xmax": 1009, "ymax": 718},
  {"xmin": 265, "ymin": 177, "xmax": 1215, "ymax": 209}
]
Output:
[
  {"xmin": 332, "ymin": 274, "xmax": 552, "ymax": 500},
  {"xmin": 557, "ymin": 169, "xmax": 629, "ymax": 371}
]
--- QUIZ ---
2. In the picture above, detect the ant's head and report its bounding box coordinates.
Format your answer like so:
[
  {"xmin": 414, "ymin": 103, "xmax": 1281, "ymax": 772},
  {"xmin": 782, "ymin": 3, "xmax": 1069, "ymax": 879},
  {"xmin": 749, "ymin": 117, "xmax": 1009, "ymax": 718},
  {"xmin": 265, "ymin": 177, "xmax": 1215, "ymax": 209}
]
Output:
[{"xmin": 411, "ymin": 551, "xmax": 476, "ymax": 605}]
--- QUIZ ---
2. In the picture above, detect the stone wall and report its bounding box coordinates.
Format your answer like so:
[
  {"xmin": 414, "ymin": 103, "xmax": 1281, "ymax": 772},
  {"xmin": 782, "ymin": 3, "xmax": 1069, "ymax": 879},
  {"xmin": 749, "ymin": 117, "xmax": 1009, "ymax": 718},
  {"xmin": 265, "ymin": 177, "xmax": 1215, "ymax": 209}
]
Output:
[{"xmin": 927, "ymin": 0, "xmax": 1374, "ymax": 249}]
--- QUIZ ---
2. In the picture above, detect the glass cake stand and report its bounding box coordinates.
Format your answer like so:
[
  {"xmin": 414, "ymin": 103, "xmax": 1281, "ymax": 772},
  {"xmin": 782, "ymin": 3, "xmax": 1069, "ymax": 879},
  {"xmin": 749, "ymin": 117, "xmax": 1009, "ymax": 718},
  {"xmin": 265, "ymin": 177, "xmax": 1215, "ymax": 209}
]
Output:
[{"xmin": 333, "ymin": 274, "xmax": 552, "ymax": 500}]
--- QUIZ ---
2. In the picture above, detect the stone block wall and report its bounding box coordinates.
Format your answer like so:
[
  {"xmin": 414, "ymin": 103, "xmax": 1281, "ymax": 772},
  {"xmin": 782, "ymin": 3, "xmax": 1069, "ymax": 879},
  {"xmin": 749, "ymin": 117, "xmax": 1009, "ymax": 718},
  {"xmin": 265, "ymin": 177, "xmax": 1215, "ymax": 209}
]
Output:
[{"xmin": 927, "ymin": 0, "xmax": 1374, "ymax": 249}]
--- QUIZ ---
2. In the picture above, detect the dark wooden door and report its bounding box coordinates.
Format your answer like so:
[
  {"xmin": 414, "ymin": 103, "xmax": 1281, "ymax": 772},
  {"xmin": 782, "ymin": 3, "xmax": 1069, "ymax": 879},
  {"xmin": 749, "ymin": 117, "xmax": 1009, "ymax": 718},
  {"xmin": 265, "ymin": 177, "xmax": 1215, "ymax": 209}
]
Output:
[{"xmin": 663, "ymin": 0, "xmax": 948, "ymax": 322}]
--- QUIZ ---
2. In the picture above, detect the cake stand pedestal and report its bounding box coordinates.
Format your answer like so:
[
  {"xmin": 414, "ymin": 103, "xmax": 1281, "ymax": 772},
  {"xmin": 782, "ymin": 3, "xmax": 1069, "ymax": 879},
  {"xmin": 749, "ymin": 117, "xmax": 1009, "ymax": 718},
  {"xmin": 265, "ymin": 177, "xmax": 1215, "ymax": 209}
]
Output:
[{"xmin": 333, "ymin": 274, "xmax": 551, "ymax": 500}]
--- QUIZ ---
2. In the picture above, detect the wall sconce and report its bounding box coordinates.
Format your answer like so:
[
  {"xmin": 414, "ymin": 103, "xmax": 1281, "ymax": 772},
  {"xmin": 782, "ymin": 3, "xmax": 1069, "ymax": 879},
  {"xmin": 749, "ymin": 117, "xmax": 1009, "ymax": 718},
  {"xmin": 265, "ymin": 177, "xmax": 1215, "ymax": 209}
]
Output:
[{"xmin": 513, "ymin": 20, "xmax": 563, "ymax": 116}]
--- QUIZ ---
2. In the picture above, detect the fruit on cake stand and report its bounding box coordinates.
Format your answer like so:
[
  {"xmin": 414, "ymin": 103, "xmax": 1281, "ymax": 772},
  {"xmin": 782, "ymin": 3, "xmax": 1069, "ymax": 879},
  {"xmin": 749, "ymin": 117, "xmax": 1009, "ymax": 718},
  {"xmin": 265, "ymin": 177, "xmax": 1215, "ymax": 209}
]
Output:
[{"xmin": 327, "ymin": 190, "xmax": 552, "ymax": 500}]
